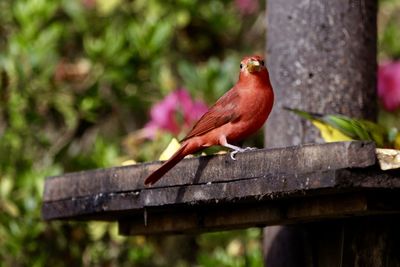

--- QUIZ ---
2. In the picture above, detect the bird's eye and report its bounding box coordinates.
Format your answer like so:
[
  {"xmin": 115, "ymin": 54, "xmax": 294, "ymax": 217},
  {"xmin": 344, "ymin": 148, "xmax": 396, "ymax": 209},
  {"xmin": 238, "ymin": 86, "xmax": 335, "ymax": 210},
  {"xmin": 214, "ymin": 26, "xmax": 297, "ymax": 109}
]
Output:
[
  {"xmin": 260, "ymin": 60, "xmax": 265, "ymax": 66},
  {"xmin": 240, "ymin": 63, "xmax": 243, "ymax": 69}
]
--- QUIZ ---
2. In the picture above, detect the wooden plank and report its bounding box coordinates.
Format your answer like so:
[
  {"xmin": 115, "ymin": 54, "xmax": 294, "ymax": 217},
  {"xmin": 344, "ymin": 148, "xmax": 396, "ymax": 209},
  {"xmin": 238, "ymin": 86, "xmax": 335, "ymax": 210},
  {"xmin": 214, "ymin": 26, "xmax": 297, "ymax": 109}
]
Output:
[
  {"xmin": 42, "ymin": 142, "xmax": 382, "ymax": 221},
  {"xmin": 43, "ymin": 141, "xmax": 375, "ymax": 203},
  {"xmin": 40, "ymin": 141, "xmax": 400, "ymax": 235},
  {"xmin": 44, "ymin": 171, "xmax": 338, "ymax": 220},
  {"xmin": 42, "ymin": 166, "xmax": 400, "ymax": 221},
  {"xmin": 118, "ymin": 192, "xmax": 400, "ymax": 235}
]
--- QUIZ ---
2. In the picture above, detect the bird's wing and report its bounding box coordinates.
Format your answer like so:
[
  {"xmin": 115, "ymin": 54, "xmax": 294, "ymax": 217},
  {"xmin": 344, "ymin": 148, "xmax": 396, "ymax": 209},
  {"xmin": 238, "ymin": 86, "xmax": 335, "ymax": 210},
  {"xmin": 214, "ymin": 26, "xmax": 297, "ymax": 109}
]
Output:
[{"xmin": 181, "ymin": 88, "xmax": 241, "ymax": 142}]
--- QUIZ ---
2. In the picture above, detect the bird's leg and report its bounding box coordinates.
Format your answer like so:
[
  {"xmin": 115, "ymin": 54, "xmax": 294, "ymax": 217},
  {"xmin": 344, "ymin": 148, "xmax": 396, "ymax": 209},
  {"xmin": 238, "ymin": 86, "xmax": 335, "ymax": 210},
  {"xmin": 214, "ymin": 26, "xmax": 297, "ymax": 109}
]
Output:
[
  {"xmin": 219, "ymin": 136, "xmax": 247, "ymax": 160},
  {"xmin": 223, "ymin": 143, "xmax": 246, "ymax": 160}
]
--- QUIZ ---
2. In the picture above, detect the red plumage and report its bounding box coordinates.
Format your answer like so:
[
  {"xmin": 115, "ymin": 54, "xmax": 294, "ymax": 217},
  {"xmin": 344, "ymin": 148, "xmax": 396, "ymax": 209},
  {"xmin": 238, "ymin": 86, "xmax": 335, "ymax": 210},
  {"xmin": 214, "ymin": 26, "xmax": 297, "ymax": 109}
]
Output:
[{"xmin": 144, "ymin": 55, "xmax": 274, "ymax": 185}]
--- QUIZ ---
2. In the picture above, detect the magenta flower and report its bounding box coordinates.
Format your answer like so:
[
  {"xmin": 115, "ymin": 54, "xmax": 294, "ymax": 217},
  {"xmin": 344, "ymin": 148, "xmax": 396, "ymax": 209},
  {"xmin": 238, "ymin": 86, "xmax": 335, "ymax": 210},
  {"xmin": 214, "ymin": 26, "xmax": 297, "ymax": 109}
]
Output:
[
  {"xmin": 235, "ymin": 0, "xmax": 259, "ymax": 15},
  {"xmin": 144, "ymin": 89, "xmax": 208, "ymax": 139},
  {"xmin": 378, "ymin": 61, "xmax": 400, "ymax": 111},
  {"xmin": 82, "ymin": 0, "xmax": 96, "ymax": 9}
]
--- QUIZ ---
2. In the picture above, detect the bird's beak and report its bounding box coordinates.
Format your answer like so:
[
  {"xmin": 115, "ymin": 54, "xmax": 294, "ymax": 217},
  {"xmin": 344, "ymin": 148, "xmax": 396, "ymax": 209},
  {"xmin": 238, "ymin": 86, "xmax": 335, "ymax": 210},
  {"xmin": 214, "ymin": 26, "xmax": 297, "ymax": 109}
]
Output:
[{"xmin": 246, "ymin": 60, "xmax": 261, "ymax": 73}]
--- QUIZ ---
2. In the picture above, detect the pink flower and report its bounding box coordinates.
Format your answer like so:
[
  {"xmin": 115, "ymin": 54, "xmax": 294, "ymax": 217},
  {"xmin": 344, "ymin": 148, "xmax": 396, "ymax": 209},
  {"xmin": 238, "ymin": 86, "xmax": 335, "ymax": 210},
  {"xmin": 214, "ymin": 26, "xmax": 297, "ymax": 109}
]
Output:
[
  {"xmin": 82, "ymin": 0, "xmax": 96, "ymax": 9},
  {"xmin": 378, "ymin": 61, "xmax": 400, "ymax": 111},
  {"xmin": 144, "ymin": 89, "xmax": 208, "ymax": 139},
  {"xmin": 235, "ymin": 0, "xmax": 259, "ymax": 15}
]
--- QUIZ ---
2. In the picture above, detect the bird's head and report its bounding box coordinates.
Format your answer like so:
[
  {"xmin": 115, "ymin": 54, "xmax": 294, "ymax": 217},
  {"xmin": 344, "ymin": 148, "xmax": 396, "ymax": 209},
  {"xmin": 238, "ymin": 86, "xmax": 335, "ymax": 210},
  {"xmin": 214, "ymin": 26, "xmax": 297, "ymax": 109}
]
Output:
[{"xmin": 240, "ymin": 55, "xmax": 266, "ymax": 75}]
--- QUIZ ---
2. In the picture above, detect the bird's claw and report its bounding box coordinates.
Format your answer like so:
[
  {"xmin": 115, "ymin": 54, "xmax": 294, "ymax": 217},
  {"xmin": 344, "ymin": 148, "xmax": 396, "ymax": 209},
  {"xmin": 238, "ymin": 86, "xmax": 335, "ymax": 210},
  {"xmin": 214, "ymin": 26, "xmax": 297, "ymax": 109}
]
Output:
[
  {"xmin": 230, "ymin": 150, "xmax": 238, "ymax": 160},
  {"xmin": 243, "ymin": 147, "xmax": 257, "ymax": 151},
  {"xmin": 230, "ymin": 147, "xmax": 257, "ymax": 161}
]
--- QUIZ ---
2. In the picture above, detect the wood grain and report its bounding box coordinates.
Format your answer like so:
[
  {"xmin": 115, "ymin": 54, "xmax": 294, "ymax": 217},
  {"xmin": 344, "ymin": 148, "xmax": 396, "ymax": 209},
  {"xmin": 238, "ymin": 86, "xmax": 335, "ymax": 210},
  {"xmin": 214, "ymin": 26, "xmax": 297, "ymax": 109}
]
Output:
[
  {"xmin": 43, "ymin": 141, "xmax": 375, "ymax": 202},
  {"xmin": 41, "ymin": 141, "xmax": 400, "ymax": 237}
]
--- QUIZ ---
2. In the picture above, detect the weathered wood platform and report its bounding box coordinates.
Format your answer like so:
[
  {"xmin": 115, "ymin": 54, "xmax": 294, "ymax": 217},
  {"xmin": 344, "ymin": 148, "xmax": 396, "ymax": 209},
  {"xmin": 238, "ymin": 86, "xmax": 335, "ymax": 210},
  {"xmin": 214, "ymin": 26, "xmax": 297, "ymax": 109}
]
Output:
[{"xmin": 42, "ymin": 141, "xmax": 400, "ymax": 235}]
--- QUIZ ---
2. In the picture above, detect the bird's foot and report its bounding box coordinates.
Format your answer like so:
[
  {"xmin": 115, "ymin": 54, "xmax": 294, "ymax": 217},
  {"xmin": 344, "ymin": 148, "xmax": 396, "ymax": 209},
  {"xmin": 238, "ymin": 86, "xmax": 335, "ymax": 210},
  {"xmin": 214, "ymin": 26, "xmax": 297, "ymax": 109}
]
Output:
[
  {"xmin": 229, "ymin": 147, "xmax": 257, "ymax": 160},
  {"xmin": 243, "ymin": 147, "xmax": 257, "ymax": 151},
  {"xmin": 230, "ymin": 150, "xmax": 240, "ymax": 160}
]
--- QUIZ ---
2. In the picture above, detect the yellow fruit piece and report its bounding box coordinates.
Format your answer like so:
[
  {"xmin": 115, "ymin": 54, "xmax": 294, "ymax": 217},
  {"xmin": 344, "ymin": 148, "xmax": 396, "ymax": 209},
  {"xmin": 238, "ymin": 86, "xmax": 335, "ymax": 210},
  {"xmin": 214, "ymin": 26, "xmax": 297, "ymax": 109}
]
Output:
[
  {"xmin": 376, "ymin": 148, "xmax": 400, "ymax": 170},
  {"xmin": 121, "ymin": 159, "xmax": 137, "ymax": 166},
  {"xmin": 159, "ymin": 138, "xmax": 181, "ymax": 161}
]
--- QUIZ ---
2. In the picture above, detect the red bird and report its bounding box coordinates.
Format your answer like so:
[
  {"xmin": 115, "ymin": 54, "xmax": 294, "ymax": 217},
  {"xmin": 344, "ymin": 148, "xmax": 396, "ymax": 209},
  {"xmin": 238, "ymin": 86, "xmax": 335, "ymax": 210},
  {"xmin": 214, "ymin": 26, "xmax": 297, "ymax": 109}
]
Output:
[{"xmin": 145, "ymin": 55, "xmax": 274, "ymax": 185}]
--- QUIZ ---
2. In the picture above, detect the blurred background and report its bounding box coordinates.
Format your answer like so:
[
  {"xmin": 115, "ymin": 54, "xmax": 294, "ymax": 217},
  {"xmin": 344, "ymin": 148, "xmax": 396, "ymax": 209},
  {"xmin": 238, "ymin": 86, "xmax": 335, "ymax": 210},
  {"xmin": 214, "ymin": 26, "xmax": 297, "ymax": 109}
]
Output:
[{"xmin": 0, "ymin": 0, "xmax": 399, "ymax": 266}]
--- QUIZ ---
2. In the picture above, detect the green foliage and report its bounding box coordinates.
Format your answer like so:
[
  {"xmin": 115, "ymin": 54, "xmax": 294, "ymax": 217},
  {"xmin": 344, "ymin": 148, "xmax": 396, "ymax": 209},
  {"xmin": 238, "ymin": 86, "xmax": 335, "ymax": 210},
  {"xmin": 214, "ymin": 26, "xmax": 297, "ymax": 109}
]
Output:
[
  {"xmin": 197, "ymin": 229, "xmax": 263, "ymax": 267},
  {"xmin": 178, "ymin": 55, "xmax": 240, "ymax": 102},
  {"xmin": 378, "ymin": 0, "xmax": 400, "ymax": 59},
  {"xmin": 0, "ymin": 0, "xmax": 266, "ymax": 265},
  {"xmin": 0, "ymin": 0, "xmax": 399, "ymax": 265}
]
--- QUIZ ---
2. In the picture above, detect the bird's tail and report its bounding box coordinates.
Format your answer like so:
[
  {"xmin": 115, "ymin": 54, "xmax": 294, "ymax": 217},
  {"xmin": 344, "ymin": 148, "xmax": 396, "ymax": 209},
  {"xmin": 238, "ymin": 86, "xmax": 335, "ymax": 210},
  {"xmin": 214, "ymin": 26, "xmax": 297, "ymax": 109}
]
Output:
[{"xmin": 144, "ymin": 142, "xmax": 195, "ymax": 186}]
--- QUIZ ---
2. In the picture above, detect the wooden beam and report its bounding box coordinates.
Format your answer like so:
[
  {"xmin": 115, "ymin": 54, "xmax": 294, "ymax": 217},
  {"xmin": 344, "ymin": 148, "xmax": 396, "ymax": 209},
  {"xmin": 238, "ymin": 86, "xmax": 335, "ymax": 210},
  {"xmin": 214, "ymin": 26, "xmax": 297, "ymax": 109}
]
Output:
[
  {"xmin": 41, "ymin": 141, "xmax": 400, "ymax": 234},
  {"xmin": 43, "ymin": 141, "xmax": 375, "ymax": 203},
  {"xmin": 118, "ymin": 192, "xmax": 400, "ymax": 235}
]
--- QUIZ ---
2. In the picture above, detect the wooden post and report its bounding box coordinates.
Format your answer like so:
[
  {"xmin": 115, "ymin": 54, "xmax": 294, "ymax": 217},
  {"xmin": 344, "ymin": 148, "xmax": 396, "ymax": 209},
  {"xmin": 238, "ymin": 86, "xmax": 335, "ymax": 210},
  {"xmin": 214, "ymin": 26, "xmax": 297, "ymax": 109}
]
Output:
[
  {"xmin": 263, "ymin": 0, "xmax": 387, "ymax": 266},
  {"xmin": 265, "ymin": 0, "xmax": 377, "ymax": 147}
]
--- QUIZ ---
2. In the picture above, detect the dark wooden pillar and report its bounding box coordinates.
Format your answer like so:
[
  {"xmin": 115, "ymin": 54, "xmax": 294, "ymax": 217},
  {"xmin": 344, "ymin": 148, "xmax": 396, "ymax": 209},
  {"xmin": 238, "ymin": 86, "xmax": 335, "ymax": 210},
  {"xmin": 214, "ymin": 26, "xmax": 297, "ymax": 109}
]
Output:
[
  {"xmin": 265, "ymin": 0, "xmax": 377, "ymax": 147},
  {"xmin": 263, "ymin": 0, "xmax": 382, "ymax": 266}
]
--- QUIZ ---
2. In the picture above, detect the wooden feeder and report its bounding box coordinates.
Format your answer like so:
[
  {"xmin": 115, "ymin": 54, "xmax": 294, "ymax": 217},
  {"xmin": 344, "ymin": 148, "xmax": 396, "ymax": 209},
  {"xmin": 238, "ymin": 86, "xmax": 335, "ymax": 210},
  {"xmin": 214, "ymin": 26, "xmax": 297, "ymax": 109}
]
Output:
[
  {"xmin": 43, "ymin": 141, "xmax": 399, "ymax": 232},
  {"xmin": 43, "ymin": 0, "xmax": 400, "ymax": 266}
]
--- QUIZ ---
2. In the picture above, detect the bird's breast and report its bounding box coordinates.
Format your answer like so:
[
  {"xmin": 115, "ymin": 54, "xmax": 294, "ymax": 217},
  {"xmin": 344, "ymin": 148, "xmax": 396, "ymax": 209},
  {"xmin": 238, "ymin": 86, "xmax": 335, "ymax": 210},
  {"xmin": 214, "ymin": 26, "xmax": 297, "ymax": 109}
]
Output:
[{"xmin": 226, "ymin": 87, "xmax": 274, "ymax": 142}]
